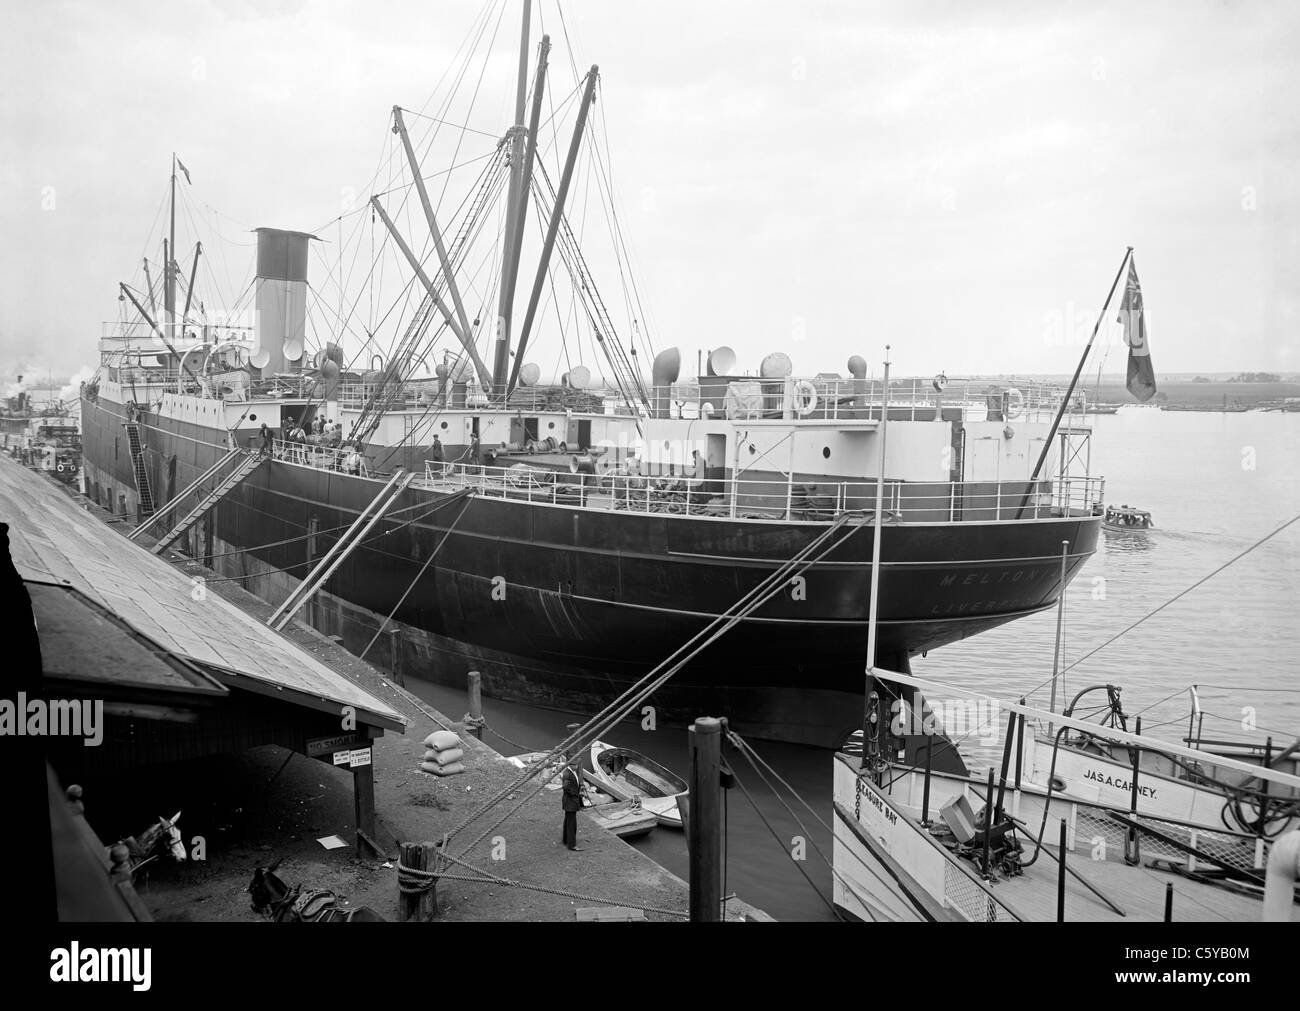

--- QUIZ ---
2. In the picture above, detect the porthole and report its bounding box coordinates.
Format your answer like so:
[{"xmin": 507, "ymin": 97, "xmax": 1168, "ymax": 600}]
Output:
[
  {"xmin": 441, "ymin": 421, "xmax": 449, "ymax": 430},
  {"xmin": 249, "ymin": 413, "xmax": 258, "ymax": 422},
  {"xmin": 548, "ymin": 422, "xmax": 556, "ymax": 430},
  {"xmin": 822, "ymin": 446, "xmax": 831, "ymax": 459}
]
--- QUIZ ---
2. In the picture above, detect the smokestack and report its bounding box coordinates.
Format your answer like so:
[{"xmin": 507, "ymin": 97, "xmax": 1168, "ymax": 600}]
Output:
[{"xmin": 252, "ymin": 228, "xmax": 315, "ymax": 377}]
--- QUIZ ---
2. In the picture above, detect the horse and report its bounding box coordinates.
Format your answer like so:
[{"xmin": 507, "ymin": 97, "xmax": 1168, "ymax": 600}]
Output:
[
  {"xmin": 110, "ymin": 811, "xmax": 186, "ymax": 879},
  {"xmin": 247, "ymin": 859, "xmax": 386, "ymax": 922}
]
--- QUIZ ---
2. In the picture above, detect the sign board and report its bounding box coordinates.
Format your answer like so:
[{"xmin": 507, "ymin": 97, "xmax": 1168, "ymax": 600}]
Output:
[
  {"xmin": 331, "ymin": 748, "xmax": 372, "ymax": 769},
  {"xmin": 306, "ymin": 733, "xmax": 369, "ymax": 758}
]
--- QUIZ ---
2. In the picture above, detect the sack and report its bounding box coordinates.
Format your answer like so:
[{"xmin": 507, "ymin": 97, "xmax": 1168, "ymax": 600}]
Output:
[
  {"xmin": 420, "ymin": 761, "xmax": 465, "ymax": 777},
  {"xmin": 423, "ymin": 730, "xmax": 462, "ymax": 751},
  {"xmin": 422, "ymin": 747, "xmax": 464, "ymax": 766}
]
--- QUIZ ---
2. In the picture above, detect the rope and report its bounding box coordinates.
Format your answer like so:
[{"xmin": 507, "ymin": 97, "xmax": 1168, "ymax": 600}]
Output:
[
  {"xmin": 725, "ymin": 759, "xmax": 841, "ymax": 920},
  {"xmin": 919, "ymin": 510, "xmax": 1300, "ymax": 769},
  {"xmin": 441, "ymin": 514, "xmax": 865, "ymax": 856},
  {"xmin": 1057, "ymin": 511, "xmax": 1300, "ymax": 688},
  {"xmin": 482, "ymin": 722, "xmax": 543, "ymax": 753},
  {"xmin": 356, "ymin": 489, "xmax": 476, "ymax": 661},
  {"xmin": 396, "ymin": 859, "xmax": 439, "ymax": 895},
  {"xmin": 728, "ymin": 731, "xmax": 877, "ymax": 921},
  {"xmin": 434, "ymin": 848, "xmax": 688, "ymax": 918}
]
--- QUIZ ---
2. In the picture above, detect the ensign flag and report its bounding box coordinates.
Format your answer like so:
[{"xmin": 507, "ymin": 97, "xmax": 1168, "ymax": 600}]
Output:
[{"xmin": 1117, "ymin": 257, "xmax": 1156, "ymax": 402}]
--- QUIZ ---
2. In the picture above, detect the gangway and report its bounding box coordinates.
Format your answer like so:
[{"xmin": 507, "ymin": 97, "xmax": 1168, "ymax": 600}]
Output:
[
  {"xmin": 128, "ymin": 447, "xmax": 246, "ymax": 542},
  {"xmin": 123, "ymin": 423, "xmax": 155, "ymax": 516},
  {"xmin": 149, "ymin": 453, "xmax": 266, "ymax": 555},
  {"xmin": 267, "ymin": 469, "xmax": 415, "ymax": 631}
]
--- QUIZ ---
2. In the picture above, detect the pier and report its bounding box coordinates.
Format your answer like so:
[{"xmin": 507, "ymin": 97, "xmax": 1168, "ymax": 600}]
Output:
[{"xmin": 4, "ymin": 458, "xmax": 769, "ymax": 922}]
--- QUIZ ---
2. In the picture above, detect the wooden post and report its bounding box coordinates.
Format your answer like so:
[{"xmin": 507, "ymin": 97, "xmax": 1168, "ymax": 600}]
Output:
[
  {"xmin": 466, "ymin": 670, "xmax": 484, "ymax": 740},
  {"xmin": 688, "ymin": 717, "xmax": 723, "ymax": 922},
  {"xmin": 353, "ymin": 762, "xmax": 377, "ymax": 856},
  {"xmin": 399, "ymin": 841, "xmax": 438, "ymax": 922},
  {"xmin": 1125, "ymin": 716, "xmax": 1142, "ymax": 865},
  {"xmin": 1056, "ymin": 818, "xmax": 1068, "ymax": 922},
  {"xmin": 306, "ymin": 516, "xmax": 319, "ymax": 629},
  {"xmin": 388, "ymin": 626, "xmax": 404, "ymax": 687}
]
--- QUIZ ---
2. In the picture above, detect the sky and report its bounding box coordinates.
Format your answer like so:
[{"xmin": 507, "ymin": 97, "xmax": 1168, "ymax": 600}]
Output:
[{"xmin": 2, "ymin": 0, "xmax": 1298, "ymax": 390}]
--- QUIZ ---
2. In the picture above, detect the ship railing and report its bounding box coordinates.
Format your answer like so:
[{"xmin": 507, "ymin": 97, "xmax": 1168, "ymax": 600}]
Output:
[
  {"xmin": 665, "ymin": 376, "xmax": 1093, "ymax": 426},
  {"xmin": 269, "ymin": 438, "xmax": 371, "ymax": 475},
  {"xmin": 104, "ymin": 367, "xmax": 315, "ymax": 401},
  {"xmin": 336, "ymin": 381, "xmax": 612, "ymax": 414},
  {"xmin": 418, "ymin": 459, "xmax": 1106, "ymax": 523},
  {"xmin": 99, "ymin": 323, "xmax": 256, "ymax": 346}
]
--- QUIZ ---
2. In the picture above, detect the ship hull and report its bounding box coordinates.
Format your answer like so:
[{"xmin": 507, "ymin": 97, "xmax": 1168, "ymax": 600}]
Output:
[{"xmin": 79, "ymin": 392, "xmax": 1100, "ymax": 747}]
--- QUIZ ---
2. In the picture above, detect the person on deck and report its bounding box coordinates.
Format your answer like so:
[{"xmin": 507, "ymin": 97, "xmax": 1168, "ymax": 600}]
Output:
[
  {"xmin": 258, "ymin": 422, "xmax": 274, "ymax": 458},
  {"xmin": 289, "ymin": 422, "xmax": 307, "ymax": 463},
  {"xmin": 561, "ymin": 756, "xmax": 586, "ymax": 852}
]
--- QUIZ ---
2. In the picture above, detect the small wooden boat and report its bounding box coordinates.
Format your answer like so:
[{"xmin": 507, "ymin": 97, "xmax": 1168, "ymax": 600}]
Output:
[
  {"xmin": 588, "ymin": 741, "xmax": 688, "ymax": 828},
  {"xmin": 583, "ymin": 798, "xmax": 658, "ymax": 839},
  {"xmin": 1102, "ymin": 504, "xmax": 1153, "ymax": 532}
]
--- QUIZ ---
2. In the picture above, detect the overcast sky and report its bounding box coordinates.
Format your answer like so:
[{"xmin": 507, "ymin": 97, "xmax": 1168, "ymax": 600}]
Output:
[{"xmin": 2, "ymin": 0, "xmax": 1298, "ymax": 388}]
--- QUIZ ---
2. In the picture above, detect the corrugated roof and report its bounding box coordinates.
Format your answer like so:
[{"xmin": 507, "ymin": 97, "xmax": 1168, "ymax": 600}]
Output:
[{"xmin": 0, "ymin": 459, "xmax": 404, "ymax": 731}]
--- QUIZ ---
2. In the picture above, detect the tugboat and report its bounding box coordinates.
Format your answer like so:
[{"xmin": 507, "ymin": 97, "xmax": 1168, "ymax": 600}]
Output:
[{"xmin": 1102, "ymin": 504, "xmax": 1153, "ymax": 532}]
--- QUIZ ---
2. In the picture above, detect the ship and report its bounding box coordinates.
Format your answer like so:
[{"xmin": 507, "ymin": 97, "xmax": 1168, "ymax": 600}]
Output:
[
  {"xmin": 2, "ymin": 380, "xmax": 82, "ymax": 484},
  {"xmin": 76, "ymin": 2, "xmax": 1104, "ymax": 748}
]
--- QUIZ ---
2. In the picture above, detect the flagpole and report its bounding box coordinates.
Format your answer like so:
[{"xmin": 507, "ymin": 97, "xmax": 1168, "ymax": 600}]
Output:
[
  {"xmin": 862, "ymin": 346, "xmax": 891, "ymax": 770},
  {"xmin": 167, "ymin": 153, "xmax": 177, "ymax": 347},
  {"xmin": 1014, "ymin": 246, "xmax": 1132, "ymax": 520}
]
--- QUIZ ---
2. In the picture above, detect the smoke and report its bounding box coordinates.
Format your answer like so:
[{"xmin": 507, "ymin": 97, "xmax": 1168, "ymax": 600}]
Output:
[{"xmin": 58, "ymin": 366, "xmax": 96, "ymax": 406}]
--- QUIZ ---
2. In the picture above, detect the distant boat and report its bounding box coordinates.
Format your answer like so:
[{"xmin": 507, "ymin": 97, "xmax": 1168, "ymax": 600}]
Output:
[
  {"xmin": 1102, "ymin": 504, "xmax": 1153, "ymax": 533},
  {"xmin": 1086, "ymin": 403, "xmax": 1122, "ymax": 415},
  {"xmin": 588, "ymin": 742, "xmax": 688, "ymax": 829}
]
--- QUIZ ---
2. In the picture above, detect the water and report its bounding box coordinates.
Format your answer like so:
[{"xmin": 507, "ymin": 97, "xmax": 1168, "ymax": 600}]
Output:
[{"xmin": 406, "ymin": 409, "xmax": 1300, "ymax": 921}]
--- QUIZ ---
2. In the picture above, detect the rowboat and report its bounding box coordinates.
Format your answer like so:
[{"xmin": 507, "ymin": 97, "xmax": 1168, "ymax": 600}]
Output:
[
  {"xmin": 583, "ymin": 798, "xmax": 659, "ymax": 839},
  {"xmin": 588, "ymin": 742, "xmax": 688, "ymax": 828}
]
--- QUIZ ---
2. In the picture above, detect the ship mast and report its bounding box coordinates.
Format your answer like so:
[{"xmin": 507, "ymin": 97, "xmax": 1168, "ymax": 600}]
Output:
[
  {"xmin": 166, "ymin": 153, "xmax": 177, "ymax": 345},
  {"xmin": 490, "ymin": 0, "xmax": 533, "ymax": 402}
]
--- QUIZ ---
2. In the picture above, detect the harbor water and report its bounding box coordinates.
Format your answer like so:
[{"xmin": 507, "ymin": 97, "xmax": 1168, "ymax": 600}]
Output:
[{"xmin": 407, "ymin": 408, "xmax": 1300, "ymax": 921}]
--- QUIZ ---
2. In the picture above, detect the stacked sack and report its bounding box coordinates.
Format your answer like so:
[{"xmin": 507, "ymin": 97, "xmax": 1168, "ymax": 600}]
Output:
[{"xmin": 421, "ymin": 729, "xmax": 466, "ymax": 777}]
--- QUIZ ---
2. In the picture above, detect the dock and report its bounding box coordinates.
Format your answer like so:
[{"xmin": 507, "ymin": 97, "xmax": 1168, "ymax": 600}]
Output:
[{"xmin": 4, "ymin": 459, "xmax": 770, "ymax": 922}]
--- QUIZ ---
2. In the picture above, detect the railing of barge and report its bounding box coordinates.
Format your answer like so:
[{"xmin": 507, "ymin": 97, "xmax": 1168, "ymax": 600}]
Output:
[{"xmin": 406, "ymin": 459, "xmax": 1103, "ymax": 523}]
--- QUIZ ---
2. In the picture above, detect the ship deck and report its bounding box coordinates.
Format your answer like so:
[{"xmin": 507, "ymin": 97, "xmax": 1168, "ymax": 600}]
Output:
[{"xmin": 990, "ymin": 850, "xmax": 1267, "ymax": 922}]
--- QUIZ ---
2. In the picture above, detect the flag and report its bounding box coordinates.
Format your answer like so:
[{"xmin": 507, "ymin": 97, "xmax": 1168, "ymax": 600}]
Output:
[
  {"xmin": 176, "ymin": 158, "xmax": 192, "ymax": 185},
  {"xmin": 1117, "ymin": 256, "xmax": 1156, "ymax": 402}
]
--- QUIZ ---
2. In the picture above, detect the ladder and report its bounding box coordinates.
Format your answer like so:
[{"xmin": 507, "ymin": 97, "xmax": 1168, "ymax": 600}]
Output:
[
  {"xmin": 123, "ymin": 423, "xmax": 155, "ymax": 515},
  {"xmin": 128, "ymin": 447, "xmax": 246, "ymax": 542},
  {"xmin": 267, "ymin": 468, "xmax": 415, "ymax": 631},
  {"xmin": 150, "ymin": 452, "xmax": 266, "ymax": 555}
]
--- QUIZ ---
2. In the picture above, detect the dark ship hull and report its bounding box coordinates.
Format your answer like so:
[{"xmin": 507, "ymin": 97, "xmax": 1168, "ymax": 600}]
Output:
[{"xmin": 80, "ymin": 392, "xmax": 1100, "ymax": 746}]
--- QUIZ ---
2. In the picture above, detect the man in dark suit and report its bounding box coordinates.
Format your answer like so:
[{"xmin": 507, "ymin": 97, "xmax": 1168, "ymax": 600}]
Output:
[{"xmin": 561, "ymin": 756, "xmax": 585, "ymax": 852}]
